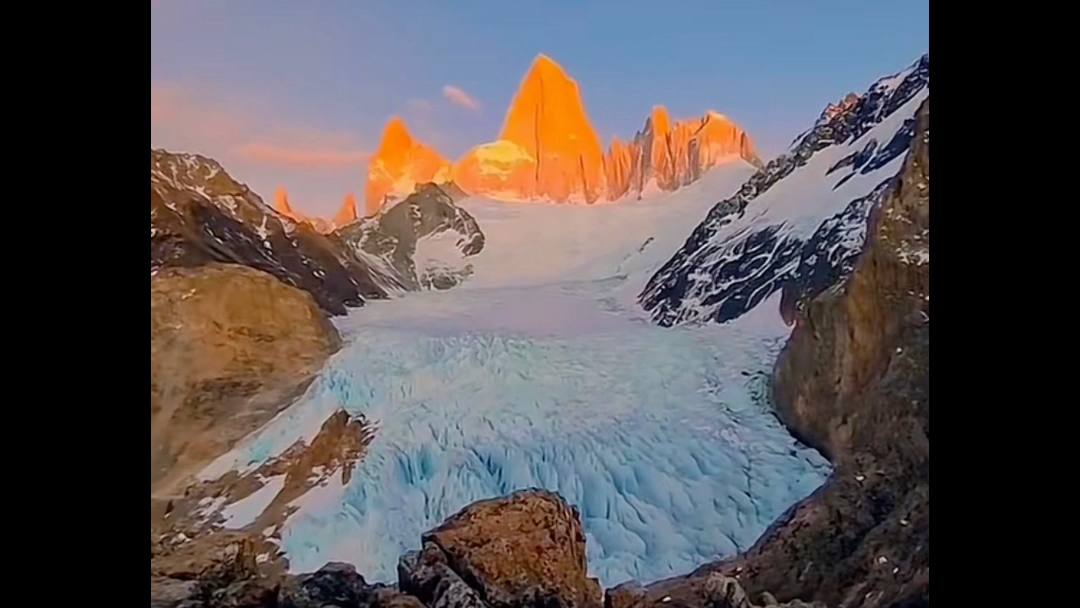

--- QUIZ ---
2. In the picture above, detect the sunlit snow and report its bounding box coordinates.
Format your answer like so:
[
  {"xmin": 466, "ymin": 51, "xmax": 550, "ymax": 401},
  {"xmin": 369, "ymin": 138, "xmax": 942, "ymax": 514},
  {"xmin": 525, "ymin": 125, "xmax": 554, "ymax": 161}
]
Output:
[{"xmin": 200, "ymin": 163, "xmax": 831, "ymax": 587}]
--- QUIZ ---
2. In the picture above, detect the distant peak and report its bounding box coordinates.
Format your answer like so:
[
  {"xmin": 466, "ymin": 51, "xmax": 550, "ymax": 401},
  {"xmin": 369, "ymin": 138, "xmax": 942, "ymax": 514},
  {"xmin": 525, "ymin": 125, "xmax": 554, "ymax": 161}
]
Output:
[
  {"xmin": 332, "ymin": 192, "xmax": 358, "ymax": 227},
  {"xmin": 380, "ymin": 116, "xmax": 414, "ymax": 145},
  {"xmin": 649, "ymin": 106, "xmax": 672, "ymax": 133},
  {"xmin": 524, "ymin": 54, "xmax": 574, "ymax": 83},
  {"xmin": 531, "ymin": 53, "xmax": 560, "ymax": 69},
  {"xmin": 274, "ymin": 186, "xmax": 292, "ymax": 214}
]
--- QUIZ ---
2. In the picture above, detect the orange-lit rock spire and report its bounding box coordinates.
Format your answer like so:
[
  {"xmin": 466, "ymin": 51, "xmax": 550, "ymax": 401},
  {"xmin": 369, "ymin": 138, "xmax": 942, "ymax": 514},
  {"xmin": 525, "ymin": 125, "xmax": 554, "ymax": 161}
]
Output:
[
  {"xmin": 273, "ymin": 186, "xmax": 299, "ymax": 219},
  {"xmin": 364, "ymin": 117, "xmax": 451, "ymax": 216},
  {"xmin": 454, "ymin": 54, "xmax": 607, "ymax": 203},
  {"xmin": 604, "ymin": 106, "xmax": 762, "ymax": 200},
  {"xmin": 332, "ymin": 192, "xmax": 358, "ymax": 228}
]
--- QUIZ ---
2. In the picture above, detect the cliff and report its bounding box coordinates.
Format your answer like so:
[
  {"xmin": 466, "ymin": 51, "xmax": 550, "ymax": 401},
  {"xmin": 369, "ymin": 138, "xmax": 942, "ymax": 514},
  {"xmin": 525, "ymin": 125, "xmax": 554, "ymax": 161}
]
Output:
[
  {"xmin": 608, "ymin": 107, "xmax": 762, "ymax": 200},
  {"xmin": 366, "ymin": 117, "xmax": 452, "ymax": 216},
  {"xmin": 454, "ymin": 54, "xmax": 608, "ymax": 203}
]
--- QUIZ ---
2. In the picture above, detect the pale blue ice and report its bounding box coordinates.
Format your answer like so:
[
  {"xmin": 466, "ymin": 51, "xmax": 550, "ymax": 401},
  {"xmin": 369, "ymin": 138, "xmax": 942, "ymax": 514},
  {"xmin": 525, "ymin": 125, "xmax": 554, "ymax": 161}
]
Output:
[
  {"xmin": 203, "ymin": 181, "xmax": 832, "ymax": 588},
  {"xmin": 213, "ymin": 283, "xmax": 830, "ymax": 588}
]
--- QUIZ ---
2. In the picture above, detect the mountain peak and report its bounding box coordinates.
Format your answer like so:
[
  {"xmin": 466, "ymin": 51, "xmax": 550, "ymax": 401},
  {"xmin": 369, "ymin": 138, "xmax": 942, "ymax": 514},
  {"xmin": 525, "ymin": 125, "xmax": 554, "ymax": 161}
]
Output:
[
  {"xmin": 273, "ymin": 186, "xmax": 294, "ymax": 216},
  {"xmin": 527, "ymin": 53, "xmax": 565, "ymax": 76},
  {"xmin": 455, "ymin": 54, "xmax": 607, "ymax": 203},
  {"xmin": 333, "ymin": 192, "xmax": 358, "ymax": 228},
  {"xmin": 366, "ymin": 117, "xmax": 451, "ymax": 216}
]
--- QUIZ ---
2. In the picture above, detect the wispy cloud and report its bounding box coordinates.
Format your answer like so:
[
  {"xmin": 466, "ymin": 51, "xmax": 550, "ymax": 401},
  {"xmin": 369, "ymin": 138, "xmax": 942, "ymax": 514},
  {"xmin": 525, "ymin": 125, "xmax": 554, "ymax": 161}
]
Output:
[
  {"xmin": 442, "ymin": 85, "xmax": 481, "ymax": 112},
  {"xmin": 150, "ymin": 82, "xmax": 370, "ymax": 170},
  {"xmin": 230, "ymin": 143, "xmax": 370, "ymax": 167}
]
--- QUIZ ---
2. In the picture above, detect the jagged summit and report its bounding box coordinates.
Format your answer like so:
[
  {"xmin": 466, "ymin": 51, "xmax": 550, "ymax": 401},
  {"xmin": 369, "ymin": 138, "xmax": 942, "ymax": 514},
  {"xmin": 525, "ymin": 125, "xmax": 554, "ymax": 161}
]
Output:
[
  {"xmin": 365, "ymin": 116, "xmax": 451, "ymax": 217},
  {"xmin": 280, "ymin": 54, "xmax": 762, "ymax": 222},
  {"xmin": 453, "ymin": 55, "xmax": 759, "ymax": 204},
  {"xmin": 332, "ymin": 192, "xmax": 358, "ymax": 228}
]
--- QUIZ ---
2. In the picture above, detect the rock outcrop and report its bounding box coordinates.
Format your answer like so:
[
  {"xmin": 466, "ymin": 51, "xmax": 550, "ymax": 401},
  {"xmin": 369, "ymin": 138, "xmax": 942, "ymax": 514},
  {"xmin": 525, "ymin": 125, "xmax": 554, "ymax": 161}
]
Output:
[
  {"xmin": 334, "ymin": 193, "xmax": 360, "ymax": 229},
  {"xmin": 152, "ymin": 408, "xmax": 373, "ymax": 569},
  {"xmin": 151, "ymin": 149, "xmax": 397, "ymax": 315},
  {"xmin": 819, "ymin": 93, "xmax": 860, "ymax": 125},
  {"xmin": 405, "ymin": 490, "xmax": 601, "ymax": 608},
  {"xmin": 150, "ymin": 263, "xmax": 342, "ymax": 496},
  {"xmin": 606, "ymin": 107, "xmax": 762, "ymax": 200},
  {"xmin": 337, "ymin": 182, "xmax": 485, "ymax": 291},
  {"xmin": 151, "ymin": 489, "xmax": 601, "ymax": 608},
  {"xmin": 366, "ymin": 117, "xmax": 452, "ymax": 217}
]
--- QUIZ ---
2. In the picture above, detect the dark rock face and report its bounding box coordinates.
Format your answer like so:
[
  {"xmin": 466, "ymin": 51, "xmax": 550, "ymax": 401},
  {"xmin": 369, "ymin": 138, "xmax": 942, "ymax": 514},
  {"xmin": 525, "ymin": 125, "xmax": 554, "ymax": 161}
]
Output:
[
  {"xmin": 336, "ymin": 183, "xmax": 485, "ymax": 291},
  {"xmin": 151, "ymin": 149, "xmax": 399, "ymax": 315},
  {"xmin": 618, "ymin": 98, "xmax": 930, "ymax": 608},
  {"xmin": 639, "ymin": 54, "xmax": 928, "ymax": 328}
]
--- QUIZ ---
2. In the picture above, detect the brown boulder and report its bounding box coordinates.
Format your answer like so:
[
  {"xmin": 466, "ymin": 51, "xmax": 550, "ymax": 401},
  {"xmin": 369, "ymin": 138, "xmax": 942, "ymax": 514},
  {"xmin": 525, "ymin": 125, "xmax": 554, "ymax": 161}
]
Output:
[
  {"xmin": 415, "ymin": 489, "xmax": 602, "ymax": 608},
  {"xmin": 151, "ymin": 263, "xmax": 342, "ymax": 496}
]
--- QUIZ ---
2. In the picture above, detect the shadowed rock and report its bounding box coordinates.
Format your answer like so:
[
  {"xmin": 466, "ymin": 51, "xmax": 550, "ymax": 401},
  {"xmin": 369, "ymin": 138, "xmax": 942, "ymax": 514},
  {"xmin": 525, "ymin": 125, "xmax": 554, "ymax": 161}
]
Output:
[
  {"xmin": 151, "ymin": 149, "xmax": 397, "ymax": 315},
  {"xmin": 150, "ymin": 263, "xmax": 342, "ymax": 496}
]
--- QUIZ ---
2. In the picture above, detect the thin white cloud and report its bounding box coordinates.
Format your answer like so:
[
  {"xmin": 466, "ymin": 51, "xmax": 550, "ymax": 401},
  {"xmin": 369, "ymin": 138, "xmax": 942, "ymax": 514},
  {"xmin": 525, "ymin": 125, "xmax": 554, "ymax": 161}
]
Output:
[{"xmin": 442, "ymin": 85, "xmax": 481, "ymax": 112}]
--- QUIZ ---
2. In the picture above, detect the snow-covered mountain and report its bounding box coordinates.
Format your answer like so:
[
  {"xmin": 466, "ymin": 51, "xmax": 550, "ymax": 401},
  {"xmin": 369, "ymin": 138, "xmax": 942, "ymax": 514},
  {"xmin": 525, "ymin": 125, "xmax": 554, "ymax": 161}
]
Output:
[
  {"xmin": 640, "ymin": 53, "xmax": 929, "ymax": 327},
  {"xmin": 150, "ymin": 149, "xmax": 401, "ymax": 314},
  {"xmin": 335, "ymin": 183, "xmax": 486, "ymax": 292}
]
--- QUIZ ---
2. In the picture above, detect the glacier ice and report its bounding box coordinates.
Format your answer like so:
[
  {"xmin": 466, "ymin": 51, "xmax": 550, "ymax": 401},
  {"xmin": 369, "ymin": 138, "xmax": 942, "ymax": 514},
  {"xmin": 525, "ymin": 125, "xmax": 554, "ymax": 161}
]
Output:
[
  {"xmin": 208, "ymin": 286, "xmax": 829, "ymax": 587},
  {"xmin": 199, "ymin": 164, "xmax": 831, "ymax": 588}
]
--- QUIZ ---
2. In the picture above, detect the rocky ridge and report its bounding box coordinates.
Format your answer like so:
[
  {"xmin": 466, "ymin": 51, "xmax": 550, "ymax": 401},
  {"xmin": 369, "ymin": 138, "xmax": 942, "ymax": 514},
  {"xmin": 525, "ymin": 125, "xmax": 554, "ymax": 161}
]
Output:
[
  {"xmin": 639, "ymin": 53, "xmax": 929, "ymax": 327},
  {"xmin": 336, "ymin": 182, "xmax": 486, "ymax": 291},
  {"xmin": 607, "ymin": 107, "xmax": 762, "ymax": 201},
  {"xmin": 272, "ymin": 188, "xmax": 360, "ymax": 234},
  {"xmin": 151, "ymin": 149, "xmax": 399, "ymax": 315}
]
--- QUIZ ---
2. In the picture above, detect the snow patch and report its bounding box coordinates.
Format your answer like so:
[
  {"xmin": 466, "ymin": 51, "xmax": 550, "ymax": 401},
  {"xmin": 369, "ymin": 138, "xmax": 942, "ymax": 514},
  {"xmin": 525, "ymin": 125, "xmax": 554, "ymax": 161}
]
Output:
[{"xmin": 220, "ymin": 475, "xmax": 287, "ymax": 529}]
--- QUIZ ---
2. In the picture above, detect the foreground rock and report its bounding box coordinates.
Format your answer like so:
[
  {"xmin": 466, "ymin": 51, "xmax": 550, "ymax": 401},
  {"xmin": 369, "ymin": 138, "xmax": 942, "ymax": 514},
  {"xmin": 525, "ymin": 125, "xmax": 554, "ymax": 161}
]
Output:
[
  {"xmin": 401, "ymin": 490, "xmax": 601, "ymax": 608},
  {"xmin": 150, "ymin": 263, "xmax": 342, "ymax": 496},
  {"xmin": 151, "ymin": 149, "xmax": 398, "ymax": 315},
  {"xmin": 151, "ymin": 489, "xmax": 596, "ymax": 608}
]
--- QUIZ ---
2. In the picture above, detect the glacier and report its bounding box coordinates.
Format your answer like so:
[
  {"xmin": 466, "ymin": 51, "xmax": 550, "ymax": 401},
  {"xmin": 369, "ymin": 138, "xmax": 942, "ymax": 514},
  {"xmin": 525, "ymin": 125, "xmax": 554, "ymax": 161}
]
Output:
[{"xmin": 199, "ymin": 164, "xmax": 832, "ymax": 588}]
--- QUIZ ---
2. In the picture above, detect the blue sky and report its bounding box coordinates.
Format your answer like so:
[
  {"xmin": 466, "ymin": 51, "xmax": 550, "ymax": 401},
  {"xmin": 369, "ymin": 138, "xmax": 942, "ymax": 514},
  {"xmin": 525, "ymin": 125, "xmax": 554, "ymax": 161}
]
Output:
[{"xmin": 151, "ymin": 0, "xmax": 929, "ymax": 217}]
